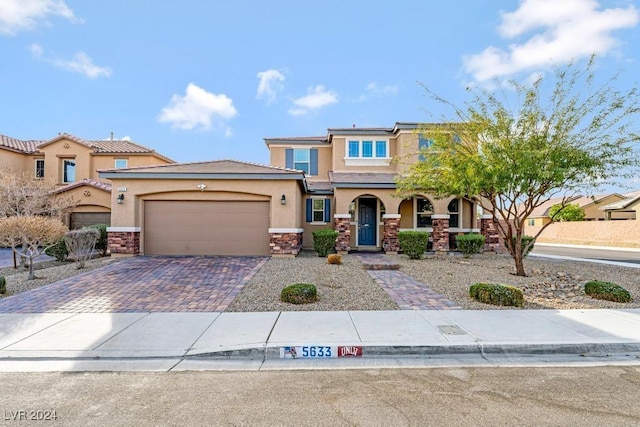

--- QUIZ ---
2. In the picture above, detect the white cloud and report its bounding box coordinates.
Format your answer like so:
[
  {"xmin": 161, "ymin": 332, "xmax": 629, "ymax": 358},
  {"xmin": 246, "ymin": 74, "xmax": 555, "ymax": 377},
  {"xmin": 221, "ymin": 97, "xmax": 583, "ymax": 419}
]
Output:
[
  {"xmin": 288, "ymin": 85, "xmax": 337, "ymax": 116},
  {"xmin": 256, "ymin": 69, "xmax": 285, "ymax": 103},
  {"xmin": 0, "ymin": 0, "xmax": 79, "ymax": 35},
  {"xmin": 158, "ymin": 83, "xmax": 237, "ymax": 132},
  {"xmin": 30, "ymin": 43, "xmax": 112, "ymax": 79},
  {"xmin": 463, "ymin": 0, "xmax": 639, "ymax": 82},
  {"xmin": 365, "ymin": 82, "xmax": 399, "ymax": 97}
]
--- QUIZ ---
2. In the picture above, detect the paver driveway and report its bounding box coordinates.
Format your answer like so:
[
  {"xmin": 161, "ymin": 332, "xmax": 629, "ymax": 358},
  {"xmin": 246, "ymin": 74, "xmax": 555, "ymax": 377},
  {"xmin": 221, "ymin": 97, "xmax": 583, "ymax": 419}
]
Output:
[{"xmin": 0, "ymin": 256, "xmax": 267, "ymax": 313}]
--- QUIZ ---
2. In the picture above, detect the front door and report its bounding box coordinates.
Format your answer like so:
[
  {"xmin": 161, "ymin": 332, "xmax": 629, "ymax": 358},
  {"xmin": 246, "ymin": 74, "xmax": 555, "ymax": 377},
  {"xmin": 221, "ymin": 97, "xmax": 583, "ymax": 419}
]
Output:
[{"xmin": 358, "ymin": 198, "xmax": 376, "ymax": 245}]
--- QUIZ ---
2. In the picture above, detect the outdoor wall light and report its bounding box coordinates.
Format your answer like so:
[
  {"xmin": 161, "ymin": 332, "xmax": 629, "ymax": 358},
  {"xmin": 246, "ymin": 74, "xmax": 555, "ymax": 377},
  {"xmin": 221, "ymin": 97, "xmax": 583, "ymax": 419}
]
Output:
[
  {"xmin": 281, "ymin": 194, "xmax": 286, "ymax": 205},
  {"xmin": 116, "ymin": 193, "xmax": 125, "ymax": 204}
]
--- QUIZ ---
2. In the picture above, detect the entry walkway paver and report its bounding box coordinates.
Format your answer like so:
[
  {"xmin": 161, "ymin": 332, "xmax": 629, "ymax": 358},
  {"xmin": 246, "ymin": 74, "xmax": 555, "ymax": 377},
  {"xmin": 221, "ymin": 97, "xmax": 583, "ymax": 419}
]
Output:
[
  {"xmin": 0, "ymin": 256, "xmax": 267, "ymax": 313},
  {"xmin": 355, "ymin": 253, "xmax": 461, "ymax": 310}
]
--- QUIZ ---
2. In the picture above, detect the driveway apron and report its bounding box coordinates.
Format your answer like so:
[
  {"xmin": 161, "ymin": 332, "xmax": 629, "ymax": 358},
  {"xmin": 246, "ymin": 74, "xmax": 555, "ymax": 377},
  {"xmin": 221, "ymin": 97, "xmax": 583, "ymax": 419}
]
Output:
[{"xmin": 0, "ymin": 257, "xmax": 267, "ymax": 313}]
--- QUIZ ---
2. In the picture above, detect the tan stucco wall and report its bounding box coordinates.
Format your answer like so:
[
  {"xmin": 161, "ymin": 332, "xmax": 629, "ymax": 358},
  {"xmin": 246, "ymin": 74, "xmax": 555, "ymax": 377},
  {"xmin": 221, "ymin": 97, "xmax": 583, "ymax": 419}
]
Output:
[
  {"xmin": 583, "ymin": 195, "xmax": 625, "ymax": 220},
  {"xmin": 58, "ymin": 186, "xmax": 111, "ymax": 212},
  {"xmin": 38, "ymin": 138, "xmax": 94, "ymax": 184},
  {"xmin": 91, "ymin": 154, "xmax": 172, "ymax": 175},
  {"xmin": 331, "ymin": 137, "xmax": 398, "ymax": 173},
  {"xmin": 107, "ymin": 178, "xmax": 303, "ymax": 231},
  {"xmin": 268, "ymin": 145, "xmax": 332, "ymax": 180},
  {"xmin": 526, "ymin": 220, "xmax": 640, "ymax": 248},
  {"xmin": 0, "ymin": 149, "xmax": 30, "ymax": 173},
  {"xmin": 333, "ymin": 188, "xmax": 401, "ymax": 215}
]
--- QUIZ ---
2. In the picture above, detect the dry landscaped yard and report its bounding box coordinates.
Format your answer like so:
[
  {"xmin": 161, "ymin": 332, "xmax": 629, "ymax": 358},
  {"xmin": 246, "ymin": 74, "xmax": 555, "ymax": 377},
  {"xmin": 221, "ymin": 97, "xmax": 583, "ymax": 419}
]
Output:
[{"xmin": 1, "ymin": 251, "xmax": 638, "ymax": 311}]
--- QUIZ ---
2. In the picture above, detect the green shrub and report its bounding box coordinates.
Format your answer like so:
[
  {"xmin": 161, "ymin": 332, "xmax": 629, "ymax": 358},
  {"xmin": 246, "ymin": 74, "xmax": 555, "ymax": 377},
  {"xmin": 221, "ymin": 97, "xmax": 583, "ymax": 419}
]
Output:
[
  {"xmin": 398, "ymin": 231, "xmax": 430, "ymax": 259},
  {"xmin": 312, "ymin": 229, "xmax": 338, "ymax": 257},
  {"xmin": 584, "ymin": 280, "xmax": 632, "ymax": 303},
  {"xmin": 512, "ymin": 235, "xmax": 535, "ymax": 257},
  {"xmin": 45, "ymin": 238, "xmax": 69, "ymax": 261},
  {"xmin": 0, "ymin": 276, "xmax": 5, "ymax": 295},
  {"xmin": 280, "ymin": 283, "xmax": 318, "ymax": 304},
  {"xmin": 469, "ymin": 283, "xmax": 524, "ymax": 307},
  {"xmin": 86, "ymin": 224, "xmax": 108, "ymax": 256},
  {"xmin": 455, "ymin": 233, "xmax": 485, "ymax": 257},
  {"xmin": 327, "ymin": 254, "xmax": 342, "ymax": 265}
]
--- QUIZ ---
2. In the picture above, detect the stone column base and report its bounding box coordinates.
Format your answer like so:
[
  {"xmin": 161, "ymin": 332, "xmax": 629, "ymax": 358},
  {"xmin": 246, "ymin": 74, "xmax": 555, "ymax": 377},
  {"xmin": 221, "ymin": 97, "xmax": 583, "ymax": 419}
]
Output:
[
  {"xmin": 334, "ymin": 214, "xmax": 351, "ymax": 253},
  {"xmin": 431, "ymin": 215, "xmax": 450, "ymax": 252},
  {"xmin": 382, "ymin": 214, "xmax": 401, "ymax": 253},
  {"xmin": 480, "ymin": 215, "xmax": 500, "ymax": 252},
  {"xmin": 107, "ymin": 228, "xmax": 140, "ymax": 255},
  {"xmin": 269, "ymin": 229, "xmax": 303, "ymax": 256}
]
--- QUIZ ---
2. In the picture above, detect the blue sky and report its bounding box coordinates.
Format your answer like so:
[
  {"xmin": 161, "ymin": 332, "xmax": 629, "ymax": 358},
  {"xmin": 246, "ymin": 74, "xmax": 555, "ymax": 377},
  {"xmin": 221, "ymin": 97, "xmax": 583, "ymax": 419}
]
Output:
[{"xmin": 1, "ymin": 0, "xmax": 639, "ymax": 189}]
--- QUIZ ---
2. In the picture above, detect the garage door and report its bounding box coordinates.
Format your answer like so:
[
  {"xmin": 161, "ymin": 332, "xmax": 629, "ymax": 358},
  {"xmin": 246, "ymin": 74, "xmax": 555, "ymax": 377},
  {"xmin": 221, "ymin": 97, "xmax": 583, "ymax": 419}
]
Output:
[
  {"xmin": 70, "ymin": 212, "xmax": 111, "ymax": 230},
  {"xmin": 144, "ymin": 201, "xmax": 270, "ymax": 256}
]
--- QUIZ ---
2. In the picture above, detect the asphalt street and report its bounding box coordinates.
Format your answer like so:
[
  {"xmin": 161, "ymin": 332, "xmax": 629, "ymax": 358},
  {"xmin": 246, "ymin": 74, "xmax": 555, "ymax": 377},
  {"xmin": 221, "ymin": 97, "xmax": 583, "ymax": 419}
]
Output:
[
  {"xmin": 1, "ymin": 367, "xmax": 639, "ymax": 426},
  {"xmin": 531, "ymin": 244, "xmax": 640, "ymax": 264}
]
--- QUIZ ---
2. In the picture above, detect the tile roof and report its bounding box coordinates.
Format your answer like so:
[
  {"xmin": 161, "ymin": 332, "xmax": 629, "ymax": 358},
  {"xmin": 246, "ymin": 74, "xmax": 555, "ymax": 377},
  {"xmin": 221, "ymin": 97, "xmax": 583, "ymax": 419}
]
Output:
[
  {"xmin": 0, "ymin": 133, "xmax": 173, "ymax": 159},
  {"xmin": 329, "ymin": 172, "xmax": 397, "ymax": 184},
  {"xmin": 600, "ymin": 195, "xmax": 640, "ymax": 211},
  {"xmin": 307, "ymin": 181, "xmax": 333, "ymax": 191},
  {"xmin": 51, "ymin": 178, "xmax": 112, "ymax": 194},
  {"xmin": 99, "ymin": 159, "xmax": 304, "ymax": 175}
]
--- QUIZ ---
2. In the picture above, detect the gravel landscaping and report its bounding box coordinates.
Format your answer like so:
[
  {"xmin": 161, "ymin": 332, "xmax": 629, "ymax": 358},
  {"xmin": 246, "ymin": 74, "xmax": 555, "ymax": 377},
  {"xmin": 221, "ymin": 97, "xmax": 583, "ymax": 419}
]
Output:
[{"xmin": 1, "ymin": 251, "xmax": 638, "ymax": 311}]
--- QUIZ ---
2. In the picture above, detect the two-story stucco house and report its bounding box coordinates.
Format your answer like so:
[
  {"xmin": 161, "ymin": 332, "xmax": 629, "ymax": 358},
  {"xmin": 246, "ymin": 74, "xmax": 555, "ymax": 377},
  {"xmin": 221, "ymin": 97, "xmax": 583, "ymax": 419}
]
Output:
[
  {"xmin": 100, "ymin": 122, "xmax": 495, "ymax": 257},
  {"xmin": 0, "ymin": 133, "xmax": 174, "ymax": 228}
]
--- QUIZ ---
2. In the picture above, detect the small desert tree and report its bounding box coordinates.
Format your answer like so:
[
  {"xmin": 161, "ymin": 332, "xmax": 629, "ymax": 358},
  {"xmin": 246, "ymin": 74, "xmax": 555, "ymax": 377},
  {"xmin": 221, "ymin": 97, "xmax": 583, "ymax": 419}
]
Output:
[
  {"xmin": 397, "ymin": 56, "xmax": 639, "ymax": 276},
  {"xmin": 0, "ymin": 170, "xmax": 76, "ymax": 268},
  {"xmin": 64, "ymin": 228, "xmax": 100, "ymax": 269},
  {"xmin": 0, "ymin": 216, "xmax": 68, "ymax": 280},
  {"xmin": 549, "ymin": 203, "xmax": 585, "ymax": 222}
]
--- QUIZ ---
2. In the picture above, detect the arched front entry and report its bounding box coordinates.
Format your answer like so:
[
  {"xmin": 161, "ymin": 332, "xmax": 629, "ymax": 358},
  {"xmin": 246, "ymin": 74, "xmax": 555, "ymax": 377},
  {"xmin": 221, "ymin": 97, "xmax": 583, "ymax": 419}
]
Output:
[{"xmin": 348, "ymin": 195, "xmax": 386, "ymax": 248}]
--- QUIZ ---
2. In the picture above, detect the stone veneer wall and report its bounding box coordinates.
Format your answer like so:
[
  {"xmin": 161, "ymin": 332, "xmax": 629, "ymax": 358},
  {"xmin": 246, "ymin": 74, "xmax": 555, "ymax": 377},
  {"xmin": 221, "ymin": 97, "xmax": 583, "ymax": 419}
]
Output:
[
  {"xmin": 431, "ymin": 218, "xmax": 450, "ymax": 252},
  {"xmin": 269, "ymin": 232, "xmax": 302, "ymax": 256},
  {"xmin": 334, "ymin": 216, "xmax": 351, "ymax": 253},
  {"xmin": 108, "ymin": 231, "xmax": 140, "ymax": 255},
  {"xmin": 480, "ymin": 216, "xmax": 500, "ymax": 252},
  {"xmin": 382, "ymin": 216, "xmax": 400, "ymax": 253}
]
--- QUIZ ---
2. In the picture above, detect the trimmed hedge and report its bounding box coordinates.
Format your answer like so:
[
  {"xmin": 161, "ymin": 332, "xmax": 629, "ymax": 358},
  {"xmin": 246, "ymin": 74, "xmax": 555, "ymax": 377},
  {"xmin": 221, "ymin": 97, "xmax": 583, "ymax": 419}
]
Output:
[
  {"xmin": 455, "ymin": 233, "xmax": 485, "ymax": 257},
  {"xmin": 398, "ymin": 230, "xmax": 430, "ymax": 259},
  {"xmin": 469, "ymin": 283, "xmax": 524, "ymax": 307},
  {"xmin": 0, "ymin": 276, "xmax": 5, "ymax": 295},
  {"xmin": 512, "ymin": 235, "xmax": 535, "ymax": 257},
  {"xmin": 45, "ymin": 238, "xmax": 69, "ymax": 261},
  {"xmin": 281, "ymin": 283, "xmax": 318, "ymax": 304},
  {"xmin": 327, "ymin": 254, "xmax": 342, "ymax": 265},
  {"xmin": 312, "ymin": 229, "xmax": 338, "ymax": 257},
  {"xmin": 584, "ymin": 280, "xmax": 632, "ymax": 303}
]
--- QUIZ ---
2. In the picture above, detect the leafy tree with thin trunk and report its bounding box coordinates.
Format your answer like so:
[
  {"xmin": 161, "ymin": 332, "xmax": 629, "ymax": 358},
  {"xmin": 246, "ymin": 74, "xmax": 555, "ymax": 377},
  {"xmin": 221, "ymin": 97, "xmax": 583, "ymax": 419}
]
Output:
[
  {"xmin": 397, "ymin": 57, "xmax": 639, "ymax": 276},
  {"xmin": 0, "ymin": 216, "xmax": 68, "ymax": 280},
  {"xmin": 549, "ymin": 203, "xmax": 585, "ymax": 222}
]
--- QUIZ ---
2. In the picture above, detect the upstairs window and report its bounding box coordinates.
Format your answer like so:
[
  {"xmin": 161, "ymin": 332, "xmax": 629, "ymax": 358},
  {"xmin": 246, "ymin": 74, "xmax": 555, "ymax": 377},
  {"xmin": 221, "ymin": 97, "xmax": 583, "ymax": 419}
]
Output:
[
  {"xmin": 448, "ymin": 198, "xmax": 460, "ymax": 228},
  {"xmin": 347, "ymin": 140, "xmax": 388, "ymax": 158},
  {"xmin": 63, "ymin": 159, "xmax": 76, "ymax": 183},
  {"xmin": 418, "ymin": 136, "xmax": 433, "ymax": 161},
  {"xmin": 35, "ymin": 159, "xmax": 45, "ymax": 179},
  {"xmin": 115, "ymin": 159, "xmax": 128, "ymax": 169},
  {"xmin": 416, "ymin": 198, "xmax": 433, "ymax": 227},
  {"xmin": 285, "ymin": 148, "xmax": 318, "ymax": 175}
]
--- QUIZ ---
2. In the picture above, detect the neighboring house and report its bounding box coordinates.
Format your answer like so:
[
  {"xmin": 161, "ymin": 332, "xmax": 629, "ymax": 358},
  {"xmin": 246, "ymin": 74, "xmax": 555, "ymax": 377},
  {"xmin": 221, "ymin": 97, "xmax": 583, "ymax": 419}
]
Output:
[
  {"xmin": 0, "ymin": 133, "xmax": 174, "ymax": 228},
  {"xmin": 100, "ymin": 122, "xmax": 494, "ymax": 257},
  {"xmin": 524, "ymin": 193, "xmax": 629, "ymax": 227},
  {"xmin": 600, "ymin": 194, "xmax": 640, "ymax": 220}
]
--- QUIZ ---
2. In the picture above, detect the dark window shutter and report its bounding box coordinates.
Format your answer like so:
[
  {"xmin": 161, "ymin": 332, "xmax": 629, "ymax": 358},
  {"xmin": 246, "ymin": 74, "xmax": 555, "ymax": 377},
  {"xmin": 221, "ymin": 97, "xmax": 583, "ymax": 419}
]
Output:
[
  {"xmin": 285, "ymin": 148, "xmax": 293, "ymax": 169},
  {"xmin": 306, "ymin": 198, "xmax": 312, "ymax": 222},
  {"xmin": 324, "ymin": 199, "xmax": 331, "ymax": 222},
  {"xmin": 310, "ymin": 148, "xmax": 318, "ymax": 176}
]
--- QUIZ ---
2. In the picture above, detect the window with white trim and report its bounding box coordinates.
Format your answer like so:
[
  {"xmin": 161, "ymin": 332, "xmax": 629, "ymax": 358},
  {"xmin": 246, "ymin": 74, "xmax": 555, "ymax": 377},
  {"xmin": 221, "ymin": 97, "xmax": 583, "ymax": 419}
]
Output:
[
  {"xmin": 347, "ymin": 139, "xmax": 389, "ymax": 158},
  {"xmin": 312, "ymin": 199, "xmax": 325, "ymax": 222},
  {"xmin": 306, "ymin": 197, "xmax": 331, "ymax": 223},
  {"xmin": 115, "ymin": 159, "xmax": 128, "ymax": 169},
  {"xmin": 294, "ymin": 149, "xmax": 310, "ymax": 174},
  {"xmin": 416, "ymin": 198, "xmax": 433, "ymax": 227},
  {"xmin": 448, "ymin": 198, "xmax": 460, "ymax": 228},
  {"xmin": 35, "ymin": 159, "xmax": 45, "ymax": 179}
]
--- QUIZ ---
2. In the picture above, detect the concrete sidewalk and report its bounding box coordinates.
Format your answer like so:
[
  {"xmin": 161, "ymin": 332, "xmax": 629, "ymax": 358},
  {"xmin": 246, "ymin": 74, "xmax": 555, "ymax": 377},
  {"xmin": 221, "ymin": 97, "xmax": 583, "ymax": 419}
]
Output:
[{"xmin": 1, "ymin": 309, "xmax": 639, "ymax": 371}]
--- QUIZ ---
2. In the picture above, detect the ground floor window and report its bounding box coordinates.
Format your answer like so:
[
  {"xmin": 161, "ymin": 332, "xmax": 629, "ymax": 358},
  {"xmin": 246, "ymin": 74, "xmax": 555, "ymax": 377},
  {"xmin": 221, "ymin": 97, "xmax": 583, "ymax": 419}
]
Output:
[
  {"xmin": 448, "ymin": 198, "xmax": 459, "ymax": 228},
  {"xmin": 35, "ymin": 159, "xmax": 45, "ymax": 178},
  {"xmin": 417, "ymin": 198, "xmax": 433, "ymax": 227},
  {"xmin": 306, "ymin": 198, "xmax": 331, "ymax": 223}
]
